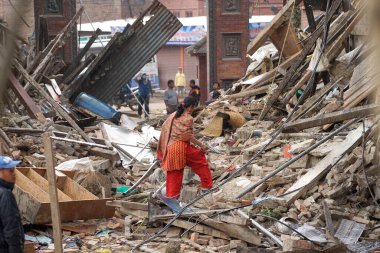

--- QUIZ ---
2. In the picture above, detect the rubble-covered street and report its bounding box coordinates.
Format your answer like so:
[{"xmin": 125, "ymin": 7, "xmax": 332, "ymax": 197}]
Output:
[{"xmin": 0, "ymin": 0, "xmax": 379, "ymax": 252}]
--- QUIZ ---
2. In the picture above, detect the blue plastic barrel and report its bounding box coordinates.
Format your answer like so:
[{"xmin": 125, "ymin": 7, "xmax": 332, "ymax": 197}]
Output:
[{"xmin": 73, "ymin": 92, "xmax": 121, "ymax": 124}]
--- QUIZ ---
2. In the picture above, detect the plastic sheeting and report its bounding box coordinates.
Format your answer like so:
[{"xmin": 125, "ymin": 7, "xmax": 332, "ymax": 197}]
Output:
[{"xmin": 100, "ymin": 123, "xmax": 160, "ymax": 167}]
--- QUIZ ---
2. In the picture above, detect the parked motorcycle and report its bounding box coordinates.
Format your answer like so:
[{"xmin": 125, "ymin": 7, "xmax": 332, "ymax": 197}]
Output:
[{"xmin": 113, "ymin": 83, "xmax": 139, "ymax": 111}]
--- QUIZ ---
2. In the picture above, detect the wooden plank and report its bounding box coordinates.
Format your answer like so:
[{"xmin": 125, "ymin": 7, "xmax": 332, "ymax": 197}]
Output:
[
  {"xmin": 14, "ymin": 61, "xmax": 94, "ymax": 143},
  {"xmin": 8, "ymin": 73, "xmax": 45, "ymax": 122},
  {"xmin": 327, "ymin": 3, "xmax": 367, "ymax": 62},
  {"xmin": 259, "ymin": 0, "xmax": 343, "ymax": 120},
  {"xmin": 247, "ymin": 0, "xmax": 302, "ymax": 55},
  {"xmin": 170, "ymin": 219, "xmax": 229, "ymax": 240},
  {"xmin": 201, "ymin": 219, "xmax": 261, "ymax": 245},
  {"xmin": 24, "ymin": 7, "xmax": 84, "ymax": 89},
  {"xmin": 62, "ymin": 176, "xmax": 98, "ymax": 200},
  {"xmin": 35, "ymin": 199, "xmax": 115, "ymax": 224},
  {"xmin": 283, "ymin": 125, "xmax": 368, "ymax": 204},
  {"xmin": 225, "ymin": 85, "xmax": 269, "ymax": 100},
  {"xmin": 26, "ymin": 169, "xmax": 72, "ymax": 202},
  {"xmin": 322, "ymin": 201, "xmax": 335, "ymax": 238},
  {"xmin": 43, "ymin": 132, "xmax": 63, "ymax": 253},
  {"xmin": 60, "ymin": 28, "xmax": 102, "ymax": 83},
  {"xmin": 283, "ymin": 70, "xmax": 312, "ymax": 105},
  {"xmin": 292, "ymin": 78, "xmax": 342, "ymax": 120},
  {"xmin": 269, "ymin": 20, "xmax": 302, "ymax": 58},
  {"xmin": 303, "ymin": 0, "xmax": 317, "ymax": 31},
  {"xmin": 283, "ymin": 104, "xmax": 380, "ymax": 132},
  {"xmin": 15, "ymin": 170, "xmax": 50, "ymax": 202}
]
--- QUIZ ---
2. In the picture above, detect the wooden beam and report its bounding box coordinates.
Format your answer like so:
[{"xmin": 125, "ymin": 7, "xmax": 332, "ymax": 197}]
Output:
[
  {"xmin": 14, "ymin": 61, "xmax": 94, "ymax": 143},
  {"xmin": 60, "ymin": 28, "xmax": 101, "ymax": 84},
  {"xmin": 282, "ymin": 70, "xmax": 312, "ymax": 105},
  {"xmin": 303, "ymin": 0, "xmax": 317, "ymax": 31},
  {"xmin": 243, "ymin": 51, "xmax": 301, "ymax": 88},
  {"xmin": 8, "ymin": 73, "xmax": 45, "ymax": 122},
  {"xmin": 43, "ymin": 132, "xmax": 63, "ymax": 253},
  {"xmin": 170, "ymin": 219, "xmax": 229, "ymax": 240},
  {"xmin": 269, "ymin": 20, "xmax": 302, "ymax": 58},
  {"xmin": 24, "ymin": 7, "xmax": 84, "ymax": 89},
  {"xmin": 282, "ymin": 125, "xmax": 368, "ymax": 204},
  {"xmin": 259, "ymin": 0, "xmax": 343, "ymax": 120},
  {"xmin": 201, "ymin": 218, "xmax": 261, "ymax": 245},
  {"xmin": 247, "ymin": 0, "xmax": 302, "ymax": 55},
  {"xmin": 224, "ymin": 85, "xmax": 269, "ymax": 100},
  {"xmin": 50, "ymin": 136, "xmax": 112, "ymax": 150},
  {"xmin": 283, "ymin": 104, "xmax": 380, "ymax": 132}
]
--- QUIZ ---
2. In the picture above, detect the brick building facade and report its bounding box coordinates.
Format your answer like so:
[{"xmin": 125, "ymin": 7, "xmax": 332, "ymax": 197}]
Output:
[
  {"xmin": 159, "ymin": 0, "xmax": 206, "ymax": 17},
  {"xmin": 250, "ymin": 0, "xmax": 284, "ymax": 15},
  {"xmin": 208, "ymin": 0, "xmax": 250, "ymax": 90}
]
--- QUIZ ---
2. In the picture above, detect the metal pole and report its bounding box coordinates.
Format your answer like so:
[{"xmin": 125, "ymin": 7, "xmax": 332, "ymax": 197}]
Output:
[
  {"xmin": 124, "ymin": 160, "xmax": 159, "ymax": 195},
  {"xmin": 152, "ymin": 182, "xmax": 166, "ymax": 198},
  {"xmin": 236, "ymin": 118, "xmax": 360, "ymax": 198},
  {"xmin": 237, "ymin": 210, "xmax": 283, "ymax": 247}
]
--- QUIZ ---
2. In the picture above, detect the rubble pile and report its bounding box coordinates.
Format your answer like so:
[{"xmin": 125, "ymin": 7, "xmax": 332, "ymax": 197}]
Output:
[{"xmin": 0, "ymin": 0, "xmax": 379, "ymax": 252}]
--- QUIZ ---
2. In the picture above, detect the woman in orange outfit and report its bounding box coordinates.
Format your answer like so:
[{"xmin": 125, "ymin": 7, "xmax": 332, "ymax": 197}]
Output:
[{"xmin": 157, "ymin": 96, "xmax": 213, "ymax": 199}]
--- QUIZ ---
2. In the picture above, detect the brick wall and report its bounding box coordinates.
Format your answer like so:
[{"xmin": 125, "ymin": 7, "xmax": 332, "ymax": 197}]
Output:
[
  {"xmin": 209, "ymin": 0, "xmax": 250, "ymax": 89},
  {"xmin": 77, "ymin": 0, "xmax": 123, "ymax": 23},
  {"xmin": 250, "ymin": 0, "xmax": 283, "ymax": 15},
  {"xmin": 159, "ymin": 0, "xmax": 205, "ymax": 17}
]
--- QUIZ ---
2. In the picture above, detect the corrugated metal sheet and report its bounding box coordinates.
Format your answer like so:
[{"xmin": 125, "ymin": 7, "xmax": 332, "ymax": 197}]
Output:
[{"xmin": 69, "ymin": 0, "xmax": 182, "ymax": 102}]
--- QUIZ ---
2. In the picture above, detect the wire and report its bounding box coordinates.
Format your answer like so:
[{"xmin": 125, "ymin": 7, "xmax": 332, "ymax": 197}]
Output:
[
  {"xmin": 250, "ymin": 214, "xmax": 324, "ymax": 246},
  {"xmin": 79, "ymin": 0, "xmax": 105, "ymax": 47},
  {"xmin": 132, "ymin": 1, "xmax": 342, "ymax": 250}
]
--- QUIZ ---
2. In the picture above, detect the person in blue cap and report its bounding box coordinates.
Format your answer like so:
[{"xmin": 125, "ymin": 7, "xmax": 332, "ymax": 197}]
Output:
[{"xmin": 0, "ymin": 156, "xmax": 24, "ymax": 253}]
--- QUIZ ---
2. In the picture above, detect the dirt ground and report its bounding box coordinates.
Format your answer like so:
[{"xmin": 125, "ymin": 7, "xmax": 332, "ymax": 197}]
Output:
[{"xmin": 118, "ymin": 91, "xmax": 186, "ymax": 117}]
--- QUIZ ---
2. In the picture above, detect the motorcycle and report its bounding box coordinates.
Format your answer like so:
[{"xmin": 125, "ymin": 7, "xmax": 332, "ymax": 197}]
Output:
[{"xmin": 113, "ymin": 83, "xmax": 139, "ymax": 111}]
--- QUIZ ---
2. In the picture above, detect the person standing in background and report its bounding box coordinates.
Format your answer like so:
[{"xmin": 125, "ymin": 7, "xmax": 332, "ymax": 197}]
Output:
[
  {"xmin": 175, "ymin": 67, "xmax": 186, "ymax": 97},
  {"xmin": 188, "ymin": 79, "xmax": 201, "ymax": 106},
  {"xmin": 0, "ymin": 156, "xmax": 24, "ymax": 253},
  {"xmin": 164, "ymin": 80, "xmax": 178, "ymax": 114},
  {"xmin": 205, "ymin": 82, "xmax": 222, "ymax": 105},
  {"xmin": 136, "ymin": 73, "xmax": 153, "ymax": 118}
]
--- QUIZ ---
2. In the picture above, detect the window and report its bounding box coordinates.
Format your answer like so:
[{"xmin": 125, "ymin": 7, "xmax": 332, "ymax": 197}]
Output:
[
  {"xmin": 173, "ymin": 11, "xmax": 180, "ymax": 17},
  {"xmin": 185, "ymin": 11, "xmax": 193, "ymax": 17}
]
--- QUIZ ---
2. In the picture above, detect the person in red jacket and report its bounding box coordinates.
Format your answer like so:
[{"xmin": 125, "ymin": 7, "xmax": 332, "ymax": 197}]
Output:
[{"xmin": 157, "ymin": 96, "xmax": 212, "ymax": 199}]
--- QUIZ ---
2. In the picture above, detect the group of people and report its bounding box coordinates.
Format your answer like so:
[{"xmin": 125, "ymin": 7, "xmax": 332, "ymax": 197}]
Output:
[
  {"xmin": 164, "ymin": 67, "xmax": 222, "ymax": 114},
  {"xmin": 135, "ymin": 67, "xmax": 222, "ymax": 118},
  {"xmin": 0, "ymin": 70, "xmax": 222, "ymax": 251}
]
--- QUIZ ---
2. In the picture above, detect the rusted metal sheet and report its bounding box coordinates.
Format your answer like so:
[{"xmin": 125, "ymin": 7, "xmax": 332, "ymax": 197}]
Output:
[
  {"xmin": 67, "ymin": 0, "xmax": 182, "ymax": 102},
  {"xmin": 8, "ymin": 73, "xmax": 46, "ymax": 122}
]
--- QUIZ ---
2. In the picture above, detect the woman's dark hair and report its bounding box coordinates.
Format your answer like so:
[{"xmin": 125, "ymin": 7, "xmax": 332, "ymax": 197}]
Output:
[{"xmin": 175, "ymin": 96, "xmax": 196, "ymax": 118}]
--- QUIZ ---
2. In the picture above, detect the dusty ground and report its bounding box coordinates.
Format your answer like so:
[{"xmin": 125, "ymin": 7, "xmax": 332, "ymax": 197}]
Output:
[{"xmin": 118, "ymin": 91, "xmax": 185, "ymax": 117}]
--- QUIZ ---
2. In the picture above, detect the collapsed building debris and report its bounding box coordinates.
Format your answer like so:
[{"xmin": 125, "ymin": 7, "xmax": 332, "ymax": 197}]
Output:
[{"xmin": 0, "ymin": 0, "xmax": 378, "ymax": 252}]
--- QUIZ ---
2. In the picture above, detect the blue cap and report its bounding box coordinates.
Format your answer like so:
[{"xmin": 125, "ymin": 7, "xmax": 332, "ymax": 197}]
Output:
[{"xmin": 0, "ymin": 156, "xmax": 21, "ymax": 170}]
